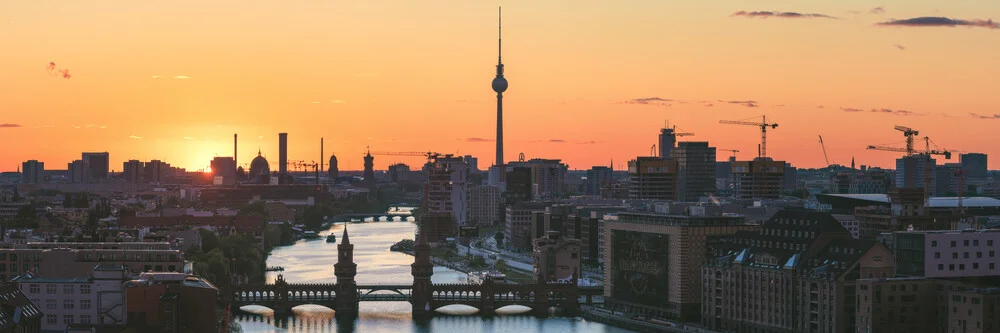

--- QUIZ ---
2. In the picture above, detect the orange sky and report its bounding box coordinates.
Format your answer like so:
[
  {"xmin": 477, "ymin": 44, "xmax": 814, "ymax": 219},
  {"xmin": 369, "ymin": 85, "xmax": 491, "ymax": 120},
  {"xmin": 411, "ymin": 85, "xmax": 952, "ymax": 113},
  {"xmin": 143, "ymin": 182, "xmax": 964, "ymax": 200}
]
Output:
[{"xmin": 1, "ymin": 1, "xmax": 999, "ymax": 172}]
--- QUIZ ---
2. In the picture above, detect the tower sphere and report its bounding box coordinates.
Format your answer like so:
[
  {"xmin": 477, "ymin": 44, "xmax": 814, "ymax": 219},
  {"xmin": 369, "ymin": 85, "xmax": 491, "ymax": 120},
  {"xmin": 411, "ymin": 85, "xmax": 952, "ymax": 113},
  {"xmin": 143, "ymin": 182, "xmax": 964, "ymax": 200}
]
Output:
[{"xmin": 492, "ymin": 76, "xmax": 508, "ymax": 93}]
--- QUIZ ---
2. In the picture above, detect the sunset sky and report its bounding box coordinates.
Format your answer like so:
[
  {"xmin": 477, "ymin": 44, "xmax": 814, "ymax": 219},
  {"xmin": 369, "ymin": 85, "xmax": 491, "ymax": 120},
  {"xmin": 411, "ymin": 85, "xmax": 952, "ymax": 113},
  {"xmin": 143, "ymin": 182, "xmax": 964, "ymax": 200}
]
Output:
[{"xmin": 2, "ymin": 1, "xmax": 999, "ymax": 172}]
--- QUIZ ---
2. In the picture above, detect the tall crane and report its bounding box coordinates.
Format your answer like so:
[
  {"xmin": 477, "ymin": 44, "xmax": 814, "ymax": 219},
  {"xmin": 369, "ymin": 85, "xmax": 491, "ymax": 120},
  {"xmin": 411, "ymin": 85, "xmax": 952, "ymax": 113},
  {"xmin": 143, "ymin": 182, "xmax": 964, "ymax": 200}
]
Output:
[
  {"xmin": 719, "ymin": 149, "xmax": 739, "ymax": 161},
  {"xmin": 370, "ymin": 151, "xmax": 452, "ymax": 160},
  {"xmin": 818, "ymin": 135, "xmax": 831, "ymax": 167},
  {"xmin": 720, "ymin": 116, "xmax": 779, "ymax": 159},
  {"xmin": 868, "ymin": 128, "xmax": 952, "ymax": 206}
]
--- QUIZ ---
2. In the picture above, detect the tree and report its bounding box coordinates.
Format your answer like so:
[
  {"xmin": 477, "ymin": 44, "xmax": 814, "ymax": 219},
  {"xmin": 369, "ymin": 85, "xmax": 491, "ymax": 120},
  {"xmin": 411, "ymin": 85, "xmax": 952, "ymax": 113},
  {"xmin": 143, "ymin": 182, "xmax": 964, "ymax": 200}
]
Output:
[
  {"xmin": 494, "ymin": 258, "xmax": 507, "ymax": 273},
  {"xmin": 200, "ymin": 229, "xmax": 220, "ymax": 253},
  {"xmin": 238, "ymin": 201, "xmax": 268, "ymax": 217},
  {"xmin": 73, "ymin": 193, "xmax": 90, "ymax": 208},
  {"xmin": 493, "ymin": 231, "xmax": 505, "ymax": 247},
  {"xmin": 63, "ymin": 194, "xmax": 73, "ymax": 208},
  {"xmin": 15, "ymin": 204, "xmax": 36, "ymax": 219}
]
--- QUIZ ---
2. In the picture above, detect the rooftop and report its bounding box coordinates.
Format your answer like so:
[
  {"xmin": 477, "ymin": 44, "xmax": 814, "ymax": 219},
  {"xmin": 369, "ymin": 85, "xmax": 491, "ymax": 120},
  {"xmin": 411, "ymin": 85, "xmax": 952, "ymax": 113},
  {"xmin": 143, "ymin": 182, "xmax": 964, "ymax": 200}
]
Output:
[{"xmin": 820, "ymin": 193, "xmax": 1000, "ymax": 208}]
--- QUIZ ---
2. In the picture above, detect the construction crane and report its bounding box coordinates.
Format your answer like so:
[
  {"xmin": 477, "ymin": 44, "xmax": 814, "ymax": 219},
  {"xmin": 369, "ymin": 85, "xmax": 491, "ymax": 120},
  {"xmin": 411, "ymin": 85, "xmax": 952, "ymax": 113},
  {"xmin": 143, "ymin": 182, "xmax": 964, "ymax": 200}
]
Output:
[
  {"xmin": 720, "ymin": 115, "xmax": 778, "ymax": 159},
  {"xmin": 370, "ymin": 151, "xmax": 452, "ymax": 160},
  {"xmin": 299, "ymin": 161, "xmax": 319, "ymax": 184},
  {"xmin": 719, "ymin": 149, "xmax": 739, "ymax": 161},
  {"xmin": 650, "ymin": 144, "xmax": 657, "ymax": 157},
  {"xmin": 818, "ymin": 135, "xmax": 831, "ymax": 167},
  {"xmin": 868, "ymin": 128, "xmax": 952, "ymax": 206},
  {"xmin": 671, "ymin": 125, "xmax": 695, "ymax": 137},
  {"xmin": 894, "ymin": 125, "xmax": 919, "ymax": 155}
]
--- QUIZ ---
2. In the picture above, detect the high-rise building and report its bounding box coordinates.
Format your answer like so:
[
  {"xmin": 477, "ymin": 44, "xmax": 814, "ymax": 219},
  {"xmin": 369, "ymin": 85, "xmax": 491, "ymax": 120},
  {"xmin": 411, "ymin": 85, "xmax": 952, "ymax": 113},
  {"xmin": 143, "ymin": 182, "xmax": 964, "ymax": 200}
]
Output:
[
  {"xmin": 893, "ymin": 229, "xmax": 1000, "ymax": 278},
  {"xmin": 21, "ymin": 160, "xmax": 44, "ymax": 184},
  {"xmin": 469, "ymin": 185, "xmax": 501, "ymax": 226},
  {"xmin": 627, "ymin": 157, "xmax": 677, "ymax": 200},
  {"xmin": 328, "ymin": 154, "xmax": 339, "ymax": 181},
  {"xmin": 426, "ymin": 156, "xmax": 469, "ymax": 227},
  {"xmin": 935, "ymin": 163, "xmax": 964, "ymax": 196},
  {"xmin": 278, "ymin": 133, "xmax": 288, "ymax": 175},
  {"xmin": 701, "ymin": 209, "xmax": 895, "ymax": 333},
  {"xmin": 604, "ymin": 212, "xmax": 756, "ymax": 321},
  {"xmin": 672, "ymin": 142, "xmax": 716, "ymax": 201},
  {"xmin": 210, "ymin": 157, "xmax": 236, "ymax": 185},
  {"xmin": 506, "ymin": 202, "xmax": 549, "ymax": 250},
  {"xmin": 81, "ymin": 152, "xmax": 109, "ymax": 180},
  {"xmin": 123, "ymin": 159, "xmax": 144, "ymax": 184},
  {"xmin": 463, "ymin": 155, "xmax": 479, "ymax": 172},
  {"xmin": 388, "ymin": 163, "xmax": 411, "ymax": 183},
  {"xmin": 960, "ymin": 153, "xmax": 988, "ymax": 179},
  {"xmin": 144, "ymin": 160, "xmax": 169, "ymax": 183},
  {"xmin": 585, "ymin": 166, "xmax": 613, "ymax": 196},
  {"xmin": 68, "ymin": 159, "xmax": 89, "ymax": 184},
  {"xmin": 896, "ymin": 155, "xmax": 936, "ymax": 193},
  {"xmin": 731, "ymin": 158, "xmax": 786, "ymax": 199},
  {"xmin": 503, "ymin": 166, "xmax": 533, "ymax": 205},
  {"xmin": 507, "ymin": 159, "xmax": 568, "ymax": 200},
  {"xmin": 658, "ymin": 127, "xmax": 677, "ymax": 159}
]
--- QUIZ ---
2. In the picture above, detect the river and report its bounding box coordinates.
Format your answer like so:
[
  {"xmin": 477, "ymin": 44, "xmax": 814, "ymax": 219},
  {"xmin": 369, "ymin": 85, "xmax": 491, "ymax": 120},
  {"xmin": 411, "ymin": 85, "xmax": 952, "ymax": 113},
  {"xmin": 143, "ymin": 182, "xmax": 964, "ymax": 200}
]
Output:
[{"xmin": 234, "ymin": 221, "xmax": 633, "ymax": 333}]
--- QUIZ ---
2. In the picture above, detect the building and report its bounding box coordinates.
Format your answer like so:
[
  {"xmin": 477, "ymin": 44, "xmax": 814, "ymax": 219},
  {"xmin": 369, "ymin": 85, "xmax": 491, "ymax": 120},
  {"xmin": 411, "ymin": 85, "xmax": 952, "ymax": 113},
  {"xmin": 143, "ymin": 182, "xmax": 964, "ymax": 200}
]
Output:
[
  {"xmin": 143, "ymin": 160, "xmax": 169, "ymax": 184},
  {"xmin": 425, "ymin": 156, "xmax": 469, "ymax": 227},
  {"xmin": 388, "ymin": 163, "xmax": 411, "ymax": 183},
  {"xmin": 123, "ymin": 160, "xmax": 144, "ymax": 184},
  {"xmin": 701, "ymin": 209, "xmax": 895, "ymax": 333},
  {"xmin": 585, "ymin": 166, "xmax": 613, "ymax": 196},
  {"xmin": 731, "ymin": 158, "xmax": 786, "ymax": 199},
  {"xmin": 20, "ymin": 160, "xmax": 44, "ymax": 184},
  {"xmin": 328, "ymin": 154, "xmax": 339, "ymax": 181},
  {"xmin": 14, "ymin": 265, "xmax": 129, "ymax": 331},
  {"xmin": 80, "ymin": 153, "xmax": 109, "ymax": 181},
  {"xmin": 278, "ymin": 133, "xmax": 288, "ymax": 176},
  {"xmin": 961, "ymin": 153, "xmax": 988, "ymax": 180},
  {"xmin": 893, "ymin": 229, "xmax": 1000, "ymax": 278},
  {"xmin": 659, "ymin": 127, "xmax": 677, "ymax": 159},
  {"xmin": 505, "ymin": 202, "xmax": 550, "ymax": 251},
  {"xmin": 948, "ymin": 288, "xmax": 1000, "ymax": 333},
  {"xmin": 0, "ymin": 247, "xmax": 186, "ymax": 281},
  {"xmin": 832, "ymin": 214, "xmax": 860, "ymax": 239},
  {"xmin": 936, "ymin": 163, "xmax": 964, "ymax": 196},
  {"xmin": 507, "ymin": 159, "xmax": 568, "ymax": 200},
  {"xmin": 468, "ymin": 185, "xmax": 500, "ymax": 226},
  {"xmin": 672, "ymin": 142, "xmax": 717, "ymax": 201},
  {"xmin": 503, "ymin": 167, "xmax": 533, "ymax": 204},
  {"xmin": 123, "ymin": 272, "xmax": 218, "ymax": 332},
  {"xmin": 532, "ymin": 231, "xmax": 581, "ymax": 284},
  {"xmin": 856, "ymin": 278, "xmax": 1000, "ymax": 333},
  {"xmin": 68, "ymin": 160, "xmax": 89, "ymax": 184},
  {"xmin": 833, "ymin": 168, "xmax": 894, "ymax": 194},
  {"xmin": 627, "ymin": 157, "xmax": 677, "ymax": 200},
  {"xmin": 463, "ymin": 155, "xmax": 479, "ymax": 172},
  {"xmin": 362, "ymin": 151, "xmax": 375, "ymax": 190},
  {"xmin": 896, "ymin": 155, "xmax": 937, "ymax": 193},
  {"xmin": 0, "ymin": 283, "xmax": 43, "ymax": 333},
  {"xmin": 210, "ymin": 157, "xmax": 236, "ymax": 186},
  {"xmin": 247, "ymin": 151, "xmax": 270, "ymax": 183},
  {"xmin": 603, "ymin": 212, "xmax": 756, "ymax": 321}
]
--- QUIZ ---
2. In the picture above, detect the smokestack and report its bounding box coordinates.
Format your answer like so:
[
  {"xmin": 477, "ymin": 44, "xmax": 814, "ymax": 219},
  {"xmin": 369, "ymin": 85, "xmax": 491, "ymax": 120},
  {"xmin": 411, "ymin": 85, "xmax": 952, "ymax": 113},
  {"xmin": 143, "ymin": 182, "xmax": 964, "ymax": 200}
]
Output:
[
  {"xmin": 321, "ymin": 137, "xmax": 324, "ymax": 178},
  {"xmin": 279, "ymin": 133, "xmax": 288, "ymax": 175},
  {"xmin": 234, "ymin": 134, "xmax": 238, "ymax": 181}
]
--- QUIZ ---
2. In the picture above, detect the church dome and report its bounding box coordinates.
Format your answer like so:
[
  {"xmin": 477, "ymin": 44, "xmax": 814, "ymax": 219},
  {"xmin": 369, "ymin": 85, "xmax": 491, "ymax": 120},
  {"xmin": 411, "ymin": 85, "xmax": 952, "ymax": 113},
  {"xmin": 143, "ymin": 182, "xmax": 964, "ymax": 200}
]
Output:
[{"xmin": 249, "ymin": 150, "xmax": 270, "ymax": 179}]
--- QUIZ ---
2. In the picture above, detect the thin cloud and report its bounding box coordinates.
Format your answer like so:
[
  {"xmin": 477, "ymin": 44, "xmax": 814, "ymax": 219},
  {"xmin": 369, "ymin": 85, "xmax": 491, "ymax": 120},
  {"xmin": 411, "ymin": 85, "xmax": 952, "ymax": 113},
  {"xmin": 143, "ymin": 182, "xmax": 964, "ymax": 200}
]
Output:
[
  {"xmin": 970, "ymin": 113, "xmax": 1000, "ymax": 119},
  {"xmin": 719, "ymin": 100, "xmax": 759, "ymax": 108},
  {"xmin": 183, "ymin": 136, "xmax": 195, "ymax": 140},
  {"xmin": 549, "ymin": 139, "xmax": 566, "ymax": 143},
  {"xmin": 309, "ymin": 101, "xmax": 321, "ymax": 104},
  {"xmin": 895, "ymin": 44, "xmax": 906, "ymax": 50},
  {"xmin": 0, "ymin": 123, "xmax": 22, "ymax": 128},
  {"xmin": 466, "ymin": 137, "xmax": 494, "ymax": 142},
  {"xmin": 817, "ymin": 105, "xmax": 826, "ymax": 109},
  {"xmin": 129, "ymin": 135, "xmax": 143, "ymax": 139},
  {"xmin": 870, "ymin": 7, "xmax": 886, "ymax": 15},
  {"xmin": 173, "ymin": 75, "xmax": 191, "ymax": 79},
  {"xmin": 151, "ymin": 76, "xmax": 162, "ymax": 79},
  {"xmin": 355, "ymin": 73, "xmax": 379, "ymax": 77},
  {"xmin": 876, "ymin": 17, "xmax": 999, "ymax": 29},
  {"xmin": 331, "ymin": 100, "xmax": 346, "ymax": 104},
  {"xmin": 624, "ymin": 97, "xmax": 673, "ymax": 105},
  {"xmin": 577, "ymin": 140, "xmax": 598, "ymax": 145},
  {"xmin": 703, "ymin": 103, "xmax": 714, "ymax": 107},
  {"xmin": 841, "ymin": 107, "xmax": 865, "ymax": 112},
  {"xmin": 731, "ymin": 11, "xmax": 838, "ymax": 19},
  {"xmin": 871, "ymin": 108, "xmax": 917, "ymax": 116}
]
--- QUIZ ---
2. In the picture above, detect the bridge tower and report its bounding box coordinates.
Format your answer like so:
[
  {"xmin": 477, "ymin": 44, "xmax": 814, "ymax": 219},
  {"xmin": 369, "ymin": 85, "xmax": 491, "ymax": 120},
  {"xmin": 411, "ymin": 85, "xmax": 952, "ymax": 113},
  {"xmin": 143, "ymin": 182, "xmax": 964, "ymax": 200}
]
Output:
[
  {"xmin": 334, "ymin": 227, "xmax": 359, "ymax": 317},
  {"xmin": 411, "ymin": 226, "xmax": 434, "ymax": 317}
]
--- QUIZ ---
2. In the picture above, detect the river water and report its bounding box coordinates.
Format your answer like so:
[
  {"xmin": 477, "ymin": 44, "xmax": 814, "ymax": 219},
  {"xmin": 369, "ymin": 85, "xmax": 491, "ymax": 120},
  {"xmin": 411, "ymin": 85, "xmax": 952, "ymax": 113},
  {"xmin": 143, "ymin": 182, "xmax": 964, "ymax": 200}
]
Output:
[{"xmin": 234, "ymin": 221, "xmax": 633, "ymax": 333}]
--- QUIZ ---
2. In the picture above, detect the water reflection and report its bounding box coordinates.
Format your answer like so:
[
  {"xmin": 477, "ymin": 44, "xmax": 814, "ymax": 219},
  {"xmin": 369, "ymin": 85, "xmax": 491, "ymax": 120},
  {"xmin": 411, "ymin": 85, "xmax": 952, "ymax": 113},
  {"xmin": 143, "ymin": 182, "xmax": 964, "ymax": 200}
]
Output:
[{"xmin": 236, "ymin": 221, "xmax": 633, "ymax": 333}]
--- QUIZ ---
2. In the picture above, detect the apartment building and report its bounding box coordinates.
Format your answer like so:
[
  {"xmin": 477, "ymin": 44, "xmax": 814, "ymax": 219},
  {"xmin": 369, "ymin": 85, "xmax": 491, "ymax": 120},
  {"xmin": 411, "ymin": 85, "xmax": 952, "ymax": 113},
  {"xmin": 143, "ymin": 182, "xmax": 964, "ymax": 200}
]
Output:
[
  {"xmin": 893, "ymin": 229, "xmax": 1000, "ymax": 278},
  {"xmin": 0, "ymin": 247, "xmax": 186, "ymax": 281},
  {"xmin": 14, "ymin": 264, "xmax": 129, "ymax": 331}
]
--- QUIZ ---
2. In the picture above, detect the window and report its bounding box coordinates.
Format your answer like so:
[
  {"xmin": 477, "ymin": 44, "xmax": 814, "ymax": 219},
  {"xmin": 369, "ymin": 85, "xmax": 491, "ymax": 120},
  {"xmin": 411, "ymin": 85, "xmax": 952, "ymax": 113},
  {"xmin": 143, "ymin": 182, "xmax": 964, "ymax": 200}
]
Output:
[
  {"xmin": 932, "ymin": 241, "xmax": 938, "ymax": 247},
  {"xmin": 938, "ymin": 264, "xmax": 944, "ymax": 271},
  {"xmin": 950, "ymin": 264, "xmax": 955, "ymax": 271},
  {"xmin": 63, "ymin": 299, "xmax": 73, "ymax": 309},
  {"xmin": 80, "ymin": 285, "xmax": 90, "ymax": 294},
  {"xmin": 46, "ymin": 315, "xmax": 56, "ymax": 325},
  {"xmin": 63, "ymin": 284, "xmax": 73, "ymax": 294},
  {"xmin": 81, "ymin": 299, "xmax": 91, "ymax": 310},
  {"xmin": 953, "ymin": 253, "xmax": 959, "ymax": 259},
  {"xmin": 974, "ymin": 240, "xmax": 979, "ymax": 246},
  {"xmin": 991, "ymin": 263, "xmax": 996, "ymax": 270},
  {"xmin": 45, "ymin": 299, "xmax": 55, "ymax": 310},
  {"xmin": 29, "ymin": 284, "xmax": 39, "ymax": 294},
  {"xmin": 978, "ymin": 252, "xmax": 983, "ymax": 259},
  {"xmin": 80, "ymin": 315, "xmax": 91, "ymax": 324},
  {"xmin": 960, "ymin": 264, "xmax": 966, "ymax": 270},
  {"xmin": 990, "ymin": 240, "xmax": 994, "ymax": 246},
  {"xmin": 964, "ymin": 252, "xmax": 970, "ymax": 259},
  {"xmin": 964, "ymin": 240, "xmax": 970, "ymax": 246},
  {"xmin": 951, "ymin": 241, "xmax": 957, "ymax": 247},
  {"xmin": 63, "ymin": 315, "xmax": 73, "ymax": 325},
  {"xmin": 974, "ymin": 263, "xmax": 979, "ymax": 269},
  {"xmin": 935, "ymin": 252, "xmax": 941, "ymax": 259},
  {"xmin": 991, "ymin": 251, "xmax": 995, "ymax": 258},
  {"xmin": 45, "ymin": 285, "xmax": 55, "ymax": 294}
]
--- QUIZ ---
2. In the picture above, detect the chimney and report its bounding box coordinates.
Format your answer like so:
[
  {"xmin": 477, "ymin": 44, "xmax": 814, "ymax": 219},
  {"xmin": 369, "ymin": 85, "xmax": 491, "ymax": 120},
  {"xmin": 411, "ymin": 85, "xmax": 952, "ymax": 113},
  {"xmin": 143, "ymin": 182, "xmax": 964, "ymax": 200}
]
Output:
[
  {"xmin": 279, "ymin": 133, "xmax": 288, "ymax": 175},
  {"xmin": 234, "ymin": 134, "xmax": 238, "ymax": 181},
  {"xmin": 321, "ymin": 137, "xmax": 324, "ymax": 178}
]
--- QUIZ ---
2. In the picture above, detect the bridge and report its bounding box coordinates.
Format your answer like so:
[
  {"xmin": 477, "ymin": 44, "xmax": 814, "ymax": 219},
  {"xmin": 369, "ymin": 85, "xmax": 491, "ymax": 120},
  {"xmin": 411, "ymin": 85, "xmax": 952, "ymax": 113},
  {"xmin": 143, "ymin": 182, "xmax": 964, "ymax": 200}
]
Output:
[
  {"xmin": 329, "ymin": 213, "xmax": 414, "ymax": 222},
  {"xmin": 233, "ymin": 227, "xmax": 601, "ymax": 318}
]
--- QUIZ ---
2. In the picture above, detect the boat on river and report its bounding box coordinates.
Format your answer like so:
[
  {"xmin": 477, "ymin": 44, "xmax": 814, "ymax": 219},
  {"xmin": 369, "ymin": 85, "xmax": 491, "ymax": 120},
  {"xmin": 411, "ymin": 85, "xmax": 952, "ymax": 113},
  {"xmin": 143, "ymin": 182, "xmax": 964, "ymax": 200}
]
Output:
[
  {"xmin": 302, "ymin": 231, "xmax": 320, "ymax": 240},
  {"xmin": 326, "ymin": 234, "xmax": 336, "ymax": 243}
]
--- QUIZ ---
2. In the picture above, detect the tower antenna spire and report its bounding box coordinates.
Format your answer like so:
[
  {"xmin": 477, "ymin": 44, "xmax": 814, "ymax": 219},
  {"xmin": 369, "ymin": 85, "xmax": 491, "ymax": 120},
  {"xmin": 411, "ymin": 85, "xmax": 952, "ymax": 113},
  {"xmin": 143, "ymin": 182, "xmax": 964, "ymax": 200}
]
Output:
[{"xmin": 498, "ymin": 6, "xmax": 502, "ymax": 65}]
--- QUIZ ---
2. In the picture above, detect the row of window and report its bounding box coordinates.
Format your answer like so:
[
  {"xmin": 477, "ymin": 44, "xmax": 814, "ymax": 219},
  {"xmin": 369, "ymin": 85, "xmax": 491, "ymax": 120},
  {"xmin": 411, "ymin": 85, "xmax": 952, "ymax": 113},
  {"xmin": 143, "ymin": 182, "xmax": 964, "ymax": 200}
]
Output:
[
  {"xmin": 41, "ymin": 299, "xmax": 92, "ymax": 310},
  {"xmin": 937, "ymin": 263, "xmax": 996, "ymax": 271},
  {"xmin": 934, "ymin": 251, "xmax": 996, "ymax": 259},
  {"xmin": 28, "ymin": 284, "xmax": 91, "ymax": 294},
  {"xmin": 930, "ymin": 239, "xmax": 995, "ymax": 248},
  {"xmin": 45, "ymin": 314, "xmax": 91, "ymax": 325}
]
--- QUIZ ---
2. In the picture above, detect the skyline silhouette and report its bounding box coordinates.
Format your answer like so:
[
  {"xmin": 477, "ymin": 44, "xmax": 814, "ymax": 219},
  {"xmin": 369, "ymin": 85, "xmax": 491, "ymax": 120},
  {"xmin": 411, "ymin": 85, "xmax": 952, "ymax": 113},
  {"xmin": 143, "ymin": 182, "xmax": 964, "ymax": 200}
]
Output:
[{"xmin": 1, "ymin": 1, "xmax": 999, "ymax": 171}]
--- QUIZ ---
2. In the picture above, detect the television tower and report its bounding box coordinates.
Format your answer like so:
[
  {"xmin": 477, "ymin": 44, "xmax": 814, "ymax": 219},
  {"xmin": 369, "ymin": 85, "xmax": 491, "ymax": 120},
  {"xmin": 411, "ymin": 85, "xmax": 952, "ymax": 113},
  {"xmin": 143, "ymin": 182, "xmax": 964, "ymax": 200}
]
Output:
[{"xmin": 492, "ymin": 7, "xmax": 508, "ymax": 170}]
